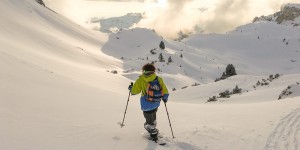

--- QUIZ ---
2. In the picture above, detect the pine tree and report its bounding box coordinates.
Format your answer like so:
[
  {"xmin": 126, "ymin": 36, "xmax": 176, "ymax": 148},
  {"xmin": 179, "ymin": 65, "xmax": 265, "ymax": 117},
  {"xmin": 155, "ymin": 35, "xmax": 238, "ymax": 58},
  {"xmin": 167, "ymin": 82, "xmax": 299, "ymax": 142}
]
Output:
[
  {"xmin": 221, "ymin": 72, "xmax": 227, "ymax": 79},
  {"xmin": 159, "ymin": 41, "xmax": 165, "ymax": 49},
  {"xmin": 207, "ymin": 96, "xmax": 217, "ymax": 102},
  {"xmin": 219, "ymin": 90, "xmax": 230, "ymax": 98},
  {"xmin": 232, "ymin": 85, "xmax": 242, "ymax": 94},
  {"xmin": 225, "ymin": 64, "xmax": 237, "ymax": 76},
  {"xmin": 167, "ymin": 56, "xmax": 173, "ymax": 63},
  {"xmin": 158, "ymin": 53, "xmax": 165, "ymax": 62}
]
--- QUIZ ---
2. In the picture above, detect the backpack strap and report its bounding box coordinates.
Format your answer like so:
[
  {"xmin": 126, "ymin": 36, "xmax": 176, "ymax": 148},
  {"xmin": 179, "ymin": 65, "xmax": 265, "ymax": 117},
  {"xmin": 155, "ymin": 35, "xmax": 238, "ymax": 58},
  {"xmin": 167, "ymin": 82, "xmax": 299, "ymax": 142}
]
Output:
[{"xmin": 153, "ymin": 76, "xmax": 158, "ymax": 82}]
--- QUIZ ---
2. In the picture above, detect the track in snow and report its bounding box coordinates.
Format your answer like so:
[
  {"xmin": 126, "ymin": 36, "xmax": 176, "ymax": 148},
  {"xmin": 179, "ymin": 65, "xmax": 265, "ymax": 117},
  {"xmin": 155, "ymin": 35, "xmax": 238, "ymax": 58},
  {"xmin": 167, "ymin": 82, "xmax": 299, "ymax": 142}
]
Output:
[{"xmin": 265, "ymin": 108, "xmax": 300, "ymax": 150}]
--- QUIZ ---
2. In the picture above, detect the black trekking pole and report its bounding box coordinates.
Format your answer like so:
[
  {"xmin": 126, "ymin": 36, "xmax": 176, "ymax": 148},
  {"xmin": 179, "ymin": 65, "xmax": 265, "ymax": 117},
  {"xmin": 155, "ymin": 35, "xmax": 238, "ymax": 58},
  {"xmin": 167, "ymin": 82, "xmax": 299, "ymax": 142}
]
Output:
[
  {"xmin": 164, "ymin": 102, "xmax": 175, "ymax": 138},
  {"xmin": 120, "ymin": 82, "xmax": 133, "ymax": 128}
]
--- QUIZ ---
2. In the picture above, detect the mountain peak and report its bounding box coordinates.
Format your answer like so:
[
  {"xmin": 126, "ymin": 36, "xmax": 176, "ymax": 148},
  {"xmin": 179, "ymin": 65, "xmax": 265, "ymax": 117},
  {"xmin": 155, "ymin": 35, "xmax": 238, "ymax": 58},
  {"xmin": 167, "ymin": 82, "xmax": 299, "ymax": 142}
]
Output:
[
  {"xmin": 97, "ymin": 13, "xmax": 143, "ymax": 33},
  {"xmin": 253, "ymin": 3, "xmax": 300, "ymax": 26}
]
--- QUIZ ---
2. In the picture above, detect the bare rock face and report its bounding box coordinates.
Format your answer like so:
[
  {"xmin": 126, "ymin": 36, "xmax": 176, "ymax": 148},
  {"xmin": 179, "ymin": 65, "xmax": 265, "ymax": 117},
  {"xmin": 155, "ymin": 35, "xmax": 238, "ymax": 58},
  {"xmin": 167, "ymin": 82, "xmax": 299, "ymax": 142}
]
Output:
[
  {"xmin": 276, "ymin": 5, "xmax": 300, "ymax": 24},
  {"xmin": 253, "ymin": 4, "xmax": 300, "ymax": 26}
]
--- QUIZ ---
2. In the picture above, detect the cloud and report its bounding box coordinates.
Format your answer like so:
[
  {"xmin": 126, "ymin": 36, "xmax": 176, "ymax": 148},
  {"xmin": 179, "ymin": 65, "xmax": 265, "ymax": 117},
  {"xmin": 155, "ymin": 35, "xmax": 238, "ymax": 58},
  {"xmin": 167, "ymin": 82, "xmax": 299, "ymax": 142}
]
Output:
[
  {"xmin": 44, "ymin": 0, "xmax": 300, "ymax": 39},
  {"xmin": 200, "ymin": 0, "xmax": 251, "ymax": 33},
  {"xmin": 192, "ymin": 0, "xmax": 300, "ymax": 34},
  {"xmin": 137, "ymin": 0, "xmax": 196, "ymax": 38},
  {"xmin": 138, "ymin": 0, "xmax": 299, "ymax": 38},
  {"xmin": 138, "ymin": 0, "xmax": 254, "ymax": 38}
]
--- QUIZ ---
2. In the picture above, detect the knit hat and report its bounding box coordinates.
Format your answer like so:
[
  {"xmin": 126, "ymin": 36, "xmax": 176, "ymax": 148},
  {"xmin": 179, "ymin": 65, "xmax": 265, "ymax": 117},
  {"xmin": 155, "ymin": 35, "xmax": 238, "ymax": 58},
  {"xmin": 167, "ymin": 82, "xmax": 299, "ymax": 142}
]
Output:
[{"xmin": 142, "ymin": 63, "xmax": 155, "ymax": 76}]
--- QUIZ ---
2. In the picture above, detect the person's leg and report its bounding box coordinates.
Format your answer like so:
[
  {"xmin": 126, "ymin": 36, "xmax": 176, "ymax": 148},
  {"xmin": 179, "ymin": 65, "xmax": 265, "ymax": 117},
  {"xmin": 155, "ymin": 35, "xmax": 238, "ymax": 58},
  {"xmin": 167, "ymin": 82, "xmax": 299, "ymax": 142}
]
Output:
[
  {"xmin": 143, "ymin": 108, "xmax": 157, "ymax": 125},
  {"xmin": 143, "ymin": 108, "xmax": 158, "ymax": 138}
]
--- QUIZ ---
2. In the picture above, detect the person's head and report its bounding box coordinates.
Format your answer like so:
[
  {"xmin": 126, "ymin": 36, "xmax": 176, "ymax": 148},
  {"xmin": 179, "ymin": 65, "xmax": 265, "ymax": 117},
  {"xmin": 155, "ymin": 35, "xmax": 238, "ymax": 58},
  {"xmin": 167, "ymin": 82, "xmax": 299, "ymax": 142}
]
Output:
[{"xmin": 142, "ymin": 63, "xmax": 156, "ymax": 76}]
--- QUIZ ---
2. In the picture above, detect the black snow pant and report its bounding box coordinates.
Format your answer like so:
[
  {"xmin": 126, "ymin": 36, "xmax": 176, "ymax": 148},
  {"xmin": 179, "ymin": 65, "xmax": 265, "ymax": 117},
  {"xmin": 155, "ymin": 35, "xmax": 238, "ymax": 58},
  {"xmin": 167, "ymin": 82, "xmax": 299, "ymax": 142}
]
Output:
[
  {"xmin": 143, "ymin": 108, "xmax": 158, "ymax": 137},
  {"xmin": 143, "ymin": 108, "xmax": 158, "ymax": 125}
]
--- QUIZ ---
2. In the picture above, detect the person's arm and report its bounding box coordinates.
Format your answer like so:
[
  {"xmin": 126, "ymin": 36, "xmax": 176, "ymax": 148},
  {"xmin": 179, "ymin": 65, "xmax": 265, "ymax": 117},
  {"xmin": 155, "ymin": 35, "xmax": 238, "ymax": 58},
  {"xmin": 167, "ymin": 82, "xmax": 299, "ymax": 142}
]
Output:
[
  {"xmin": 131, "ymin": 78, "xmax": 142, "ymax": 95},
  {"xmin": 159, "ymin": 78, "xmax": 169, "ymax": 102}
]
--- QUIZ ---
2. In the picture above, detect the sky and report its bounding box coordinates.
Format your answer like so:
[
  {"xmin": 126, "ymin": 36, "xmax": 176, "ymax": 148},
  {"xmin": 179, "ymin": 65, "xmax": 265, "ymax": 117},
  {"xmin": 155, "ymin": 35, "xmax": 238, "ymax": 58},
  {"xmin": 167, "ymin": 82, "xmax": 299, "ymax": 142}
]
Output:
[{"xmin": 44, "ymin": 0, "xmax": 300, "ymax": 38}]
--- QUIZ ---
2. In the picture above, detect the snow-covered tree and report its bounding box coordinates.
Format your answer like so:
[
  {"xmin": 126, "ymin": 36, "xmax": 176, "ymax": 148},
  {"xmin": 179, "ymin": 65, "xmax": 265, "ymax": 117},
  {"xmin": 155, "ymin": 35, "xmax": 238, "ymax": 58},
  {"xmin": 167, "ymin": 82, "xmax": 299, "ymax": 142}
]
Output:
[{"xmin": 158, "ymin": 53, "xmax": 165, "ymax": 62}]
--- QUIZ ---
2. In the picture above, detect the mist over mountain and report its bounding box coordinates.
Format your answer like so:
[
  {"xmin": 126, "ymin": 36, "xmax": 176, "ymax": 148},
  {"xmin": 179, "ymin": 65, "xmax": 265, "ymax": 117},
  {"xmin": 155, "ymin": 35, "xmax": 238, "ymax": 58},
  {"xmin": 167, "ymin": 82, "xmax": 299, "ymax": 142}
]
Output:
[
  {"xmin": 86, "ymin": 3, "xmax": 300, "ymax": 40},
  {"xmin": 44, "ymin": 0, "xmax": 300, "ymax": 39}
]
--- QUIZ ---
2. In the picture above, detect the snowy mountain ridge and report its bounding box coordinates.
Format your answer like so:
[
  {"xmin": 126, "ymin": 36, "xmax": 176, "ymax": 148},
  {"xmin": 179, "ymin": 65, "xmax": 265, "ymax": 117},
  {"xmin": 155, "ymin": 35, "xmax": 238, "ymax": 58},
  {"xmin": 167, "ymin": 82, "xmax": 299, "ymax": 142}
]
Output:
[
  {"xmin": 253, "ymin": 3, "xmax": 300, "ymax": 26},
  {"xmin": 88, "ymin": 13, "xmax": 143, "ymax": 33}
]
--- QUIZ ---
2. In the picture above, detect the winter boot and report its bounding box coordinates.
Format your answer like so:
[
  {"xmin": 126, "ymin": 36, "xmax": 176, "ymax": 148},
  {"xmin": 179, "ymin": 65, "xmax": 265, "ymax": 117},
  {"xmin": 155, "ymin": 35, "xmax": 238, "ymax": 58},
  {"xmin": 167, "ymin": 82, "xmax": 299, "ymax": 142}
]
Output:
[
  {"xmin": 144, "ymin": 122, "xmax": 159, "ymax": 140},
  {"xmin": 149, "ymin": 128, "xmax": 159, "ymax": 140}
]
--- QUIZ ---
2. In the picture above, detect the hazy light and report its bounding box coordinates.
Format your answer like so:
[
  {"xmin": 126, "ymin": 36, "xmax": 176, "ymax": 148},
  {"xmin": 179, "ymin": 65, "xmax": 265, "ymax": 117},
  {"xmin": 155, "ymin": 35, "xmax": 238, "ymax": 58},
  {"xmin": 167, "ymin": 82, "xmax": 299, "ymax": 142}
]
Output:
[
  {"xmin": 157, "ymin": 0, "xmax": 168, "ymax": 7},
  {"xmin": 44, "ymin": 0, "xmax": 300, "ymax": 39}
]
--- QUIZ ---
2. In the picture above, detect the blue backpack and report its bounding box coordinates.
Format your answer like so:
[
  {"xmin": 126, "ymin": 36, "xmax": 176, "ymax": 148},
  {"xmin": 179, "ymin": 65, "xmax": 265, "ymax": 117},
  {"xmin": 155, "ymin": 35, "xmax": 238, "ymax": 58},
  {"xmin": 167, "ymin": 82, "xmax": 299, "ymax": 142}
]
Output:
[{"xmin": 146, "ymin": 77, "xmax": 164, "ymax": 102}]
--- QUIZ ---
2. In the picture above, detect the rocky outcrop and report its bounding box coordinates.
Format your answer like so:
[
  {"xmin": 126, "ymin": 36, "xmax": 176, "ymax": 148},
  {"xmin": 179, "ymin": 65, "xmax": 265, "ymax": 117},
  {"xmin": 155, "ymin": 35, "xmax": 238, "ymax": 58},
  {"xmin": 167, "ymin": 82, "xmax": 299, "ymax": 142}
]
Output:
[
  {"xmin": 36, "ymin": 0, "xmax": 46, "ymax": 7},
  {"xmin": 253, "ymin": 4, "xmax": 300, "ymax": 26},
  {"xmin": 276, "ymin": 5, "xmax": 300, "ymax": 24}
]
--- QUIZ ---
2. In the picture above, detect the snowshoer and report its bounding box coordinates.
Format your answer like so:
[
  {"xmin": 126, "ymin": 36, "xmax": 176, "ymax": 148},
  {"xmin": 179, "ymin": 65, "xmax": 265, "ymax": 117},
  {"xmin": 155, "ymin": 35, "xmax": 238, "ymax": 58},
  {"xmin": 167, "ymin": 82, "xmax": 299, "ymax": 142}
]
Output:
[{"xmin": 128, "ymin": 63, "xmax": 169, "ymax": 140}]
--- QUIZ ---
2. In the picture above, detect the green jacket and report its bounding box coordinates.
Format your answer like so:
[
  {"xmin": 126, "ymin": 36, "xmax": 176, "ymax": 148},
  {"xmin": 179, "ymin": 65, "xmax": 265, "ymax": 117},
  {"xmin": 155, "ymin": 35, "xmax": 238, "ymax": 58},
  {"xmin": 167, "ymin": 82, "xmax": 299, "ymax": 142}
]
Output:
[{"xmin": 131, "ymin": 73, "xmax": 169, "ymax": 111}]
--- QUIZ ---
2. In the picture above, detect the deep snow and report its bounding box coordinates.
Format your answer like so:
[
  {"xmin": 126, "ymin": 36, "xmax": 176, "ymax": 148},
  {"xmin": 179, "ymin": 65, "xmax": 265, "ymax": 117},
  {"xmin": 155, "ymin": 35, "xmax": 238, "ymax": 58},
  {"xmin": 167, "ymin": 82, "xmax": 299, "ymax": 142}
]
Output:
[{"xmin": 0, "ymin": 0, "xmax": 300, "ymax": 150}]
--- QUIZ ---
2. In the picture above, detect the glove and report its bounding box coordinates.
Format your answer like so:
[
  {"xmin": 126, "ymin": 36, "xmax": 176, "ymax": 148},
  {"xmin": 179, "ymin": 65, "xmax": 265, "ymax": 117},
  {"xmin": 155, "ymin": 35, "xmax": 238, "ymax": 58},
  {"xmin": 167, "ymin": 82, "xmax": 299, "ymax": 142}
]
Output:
[
  {"xmin": 162, "ymin": 94, "xmax": 169, "ymax": 103},
  {"xmin": 162, "ymin": 99, "xmax": 168, "ymax": 103},
  {"xmin": 128, "ymin": 84, "xmax": 133, "ymax": 91}
]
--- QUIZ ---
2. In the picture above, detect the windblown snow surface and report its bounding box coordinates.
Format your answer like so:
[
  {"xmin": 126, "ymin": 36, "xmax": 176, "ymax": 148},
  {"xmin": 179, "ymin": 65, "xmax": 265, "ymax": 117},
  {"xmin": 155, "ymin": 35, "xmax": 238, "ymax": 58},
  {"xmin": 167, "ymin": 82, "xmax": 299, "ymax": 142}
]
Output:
[{"xmin": 0, "ymin": 0, "xmax": 300, "ymax": 150}]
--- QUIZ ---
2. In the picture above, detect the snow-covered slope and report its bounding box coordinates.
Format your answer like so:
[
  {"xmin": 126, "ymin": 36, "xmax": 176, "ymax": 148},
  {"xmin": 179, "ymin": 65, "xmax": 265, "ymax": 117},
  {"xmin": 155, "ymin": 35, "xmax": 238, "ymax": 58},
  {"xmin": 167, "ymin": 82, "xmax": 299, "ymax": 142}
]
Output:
[
  {"xmin": 0, "ymin": 1, "xmax": 131, "ymax": 149},
  {"xmin": 101, "ymin": 28, "xmax": 225, "ymax": 88},
  {"xmin": 0, "ymin": 0, "xmax": 125, "ymax": 89},
  {"xmin": 185, "ymin": 22, "xmax": 300, "ymax": 75},
  {"xmin": 1, "ymin": 0, "xmax": 300, "ymax": 150},
  {"xmin": 100, "ymin": 21, "xmax": 300, "ymax": 90}
]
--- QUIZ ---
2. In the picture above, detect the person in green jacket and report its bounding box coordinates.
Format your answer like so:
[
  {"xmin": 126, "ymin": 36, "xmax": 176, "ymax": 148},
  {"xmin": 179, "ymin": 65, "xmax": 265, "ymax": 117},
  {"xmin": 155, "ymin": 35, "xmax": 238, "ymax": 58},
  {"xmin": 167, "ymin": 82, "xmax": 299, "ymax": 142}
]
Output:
[{"xmin": 128, "ymin": 63, "xmax": 169, "ymax": 139}]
